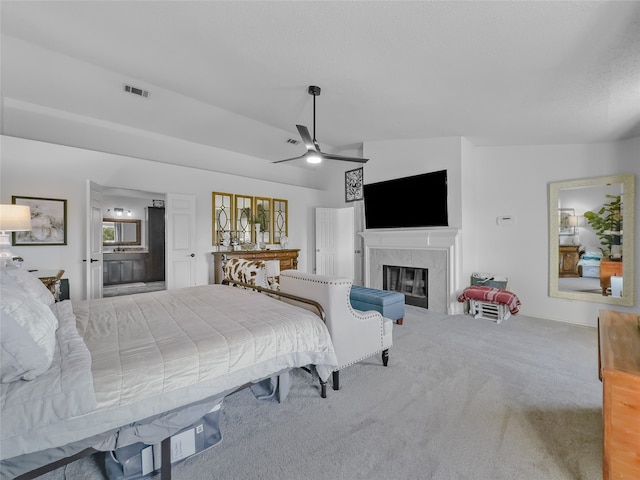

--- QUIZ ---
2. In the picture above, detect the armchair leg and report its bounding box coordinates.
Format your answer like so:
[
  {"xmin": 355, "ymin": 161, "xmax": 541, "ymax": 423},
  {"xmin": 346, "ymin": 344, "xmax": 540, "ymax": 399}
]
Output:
[
  {"xmin": 332, "ymin": 370, "xmax": 340, "ymax": 391},
  {"xmin": 382, "ymin": 349, "xmax": 389, "ymax": 367}
]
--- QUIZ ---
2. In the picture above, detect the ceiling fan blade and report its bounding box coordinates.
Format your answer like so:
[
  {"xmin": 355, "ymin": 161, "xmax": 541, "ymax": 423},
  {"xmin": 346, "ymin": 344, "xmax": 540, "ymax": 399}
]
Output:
[
  {"xmin": 321, "ymin": 152, "xmax": 369, "ymax": 164},
  {"xmin": 272, "ymin": 153, "xmax": 308, "ymax": 164},
  {"xmin": 296, "ymin": 125, "xmax": 318, "ymax": 152}
]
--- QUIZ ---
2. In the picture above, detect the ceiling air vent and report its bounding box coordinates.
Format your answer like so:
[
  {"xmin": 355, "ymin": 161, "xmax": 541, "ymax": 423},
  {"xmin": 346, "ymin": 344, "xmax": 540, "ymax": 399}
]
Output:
[
  {"xmin": 286, "ymin": 138, "xmax": 300, "ymax": 145},
  {"xmin": 123, "ymin": 84, "xmax": 150, "ymax": 98}
]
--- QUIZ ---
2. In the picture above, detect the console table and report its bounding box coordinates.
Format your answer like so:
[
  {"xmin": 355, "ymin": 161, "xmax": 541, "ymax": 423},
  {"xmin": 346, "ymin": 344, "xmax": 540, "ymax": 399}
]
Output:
[
  {"xmin": 211, "ymin": 249, "xmax": 299, "ymax": 284},
  {"xmin": 598, "ymin": 309, "xmax": 640, "ymax": 479}
]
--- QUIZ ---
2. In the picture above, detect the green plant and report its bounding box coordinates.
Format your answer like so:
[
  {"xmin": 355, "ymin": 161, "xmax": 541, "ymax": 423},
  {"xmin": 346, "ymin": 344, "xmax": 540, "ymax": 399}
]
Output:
[
  {"xmin": 252, "ymin": 205, "xmax": 268, "ymax": 232},
  {"xmin": 583, "ymin": 194, "xmax": 622, "ymax": 255}
]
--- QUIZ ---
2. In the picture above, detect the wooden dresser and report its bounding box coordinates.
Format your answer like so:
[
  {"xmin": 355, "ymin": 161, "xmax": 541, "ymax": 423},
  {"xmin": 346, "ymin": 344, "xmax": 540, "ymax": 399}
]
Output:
[
  {"xmin": 598, "ymin": 309, "xmax": 640, "ymax": 480},
  {"xmin": 211, "ymin": 249, "xmax": 299, "ymax": 284},
  {"xmin": 558, "ymin": 245, "xmax": 580, "ymax": 277}
]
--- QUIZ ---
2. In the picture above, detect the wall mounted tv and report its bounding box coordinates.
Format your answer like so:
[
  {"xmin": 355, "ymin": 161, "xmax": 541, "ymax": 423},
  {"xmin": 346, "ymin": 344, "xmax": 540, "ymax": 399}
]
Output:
[{"xmin": 363, "ymin": 169, "xmax": 448, "ymax": 229}]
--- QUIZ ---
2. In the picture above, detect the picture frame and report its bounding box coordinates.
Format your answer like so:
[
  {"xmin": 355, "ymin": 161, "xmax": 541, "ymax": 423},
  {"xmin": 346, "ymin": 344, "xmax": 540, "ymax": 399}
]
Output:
[
  {"xmin": 345, "ymin": 167, "xmax": 364, "ymax": 202},
  {"xmin": 558, "ymin": 208, "xmax": 575, "ymax": 236},
  {"xmin": 12, "ymin": 196, "xmax": 67, "ymax": 245}
]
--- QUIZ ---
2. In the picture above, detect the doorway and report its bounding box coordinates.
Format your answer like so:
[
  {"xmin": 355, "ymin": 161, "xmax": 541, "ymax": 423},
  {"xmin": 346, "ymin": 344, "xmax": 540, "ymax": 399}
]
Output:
[{"xmin": 101, "ymin": 187, "xmax": 166, "ymax": 297}]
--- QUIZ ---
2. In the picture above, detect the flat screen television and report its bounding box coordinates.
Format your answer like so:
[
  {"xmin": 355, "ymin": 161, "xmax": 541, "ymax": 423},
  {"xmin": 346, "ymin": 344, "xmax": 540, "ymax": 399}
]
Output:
[{"xmin": 363, "ymin": 169, "xmax": 448, "ymax": 229}]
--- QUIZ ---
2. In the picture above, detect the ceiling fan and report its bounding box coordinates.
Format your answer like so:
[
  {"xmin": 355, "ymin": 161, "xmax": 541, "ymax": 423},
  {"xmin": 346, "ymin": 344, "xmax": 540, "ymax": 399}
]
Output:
[{"xmin": 274, "ymin": 85, "xmax": 369, "ymax": 165}]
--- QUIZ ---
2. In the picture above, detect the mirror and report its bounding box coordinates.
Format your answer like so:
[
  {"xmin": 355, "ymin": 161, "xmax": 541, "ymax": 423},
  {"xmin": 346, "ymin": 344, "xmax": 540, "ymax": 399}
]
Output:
[
  {"xmin": 212, "ymin": 192, "xmax": 233, "ymax": 246},
  {"xmin": 549, "ymin": 174, "xmax": 635, "ymax": 306},
  {"xmin": 103, "ymin": 218, "xmax": 142, "ymax": 246},
  {"xmin": 254, "ymin": 197, "xmax": 271, "ymax": 243},
  {"xmin": 273, "ymin": 198, "xmax": 288, "ymax": 245},
  {"xmin": 235, "ymin": 195, "xmax": 253, "ymax": 244}
]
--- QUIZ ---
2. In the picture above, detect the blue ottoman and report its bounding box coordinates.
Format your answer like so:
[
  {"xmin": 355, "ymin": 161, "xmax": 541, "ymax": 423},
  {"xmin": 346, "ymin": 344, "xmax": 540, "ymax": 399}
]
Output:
[{"xmin": 350, "ymin": 285, "xmax": 405, "ymax": 325}]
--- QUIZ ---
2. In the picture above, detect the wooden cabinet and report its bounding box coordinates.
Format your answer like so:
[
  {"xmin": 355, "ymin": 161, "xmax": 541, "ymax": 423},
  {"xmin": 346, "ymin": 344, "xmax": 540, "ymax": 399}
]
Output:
[
  {"xmin": 599, "ymin": 260, "xmax": 623, "ymax": 296},
  {"xmin": 211, "ymin": 249, "xmax": 299, "ymax": 284},
  {"xmin": 598, "ymin": 309, "xmax": 640, "ymax": 480},
  {"xmin": 558, "ymin": 245, "xmax": 580, "ymax": 277},
  {"xmin": 103, "ymin": 254, "xmax": 148, "ymax": 285}
]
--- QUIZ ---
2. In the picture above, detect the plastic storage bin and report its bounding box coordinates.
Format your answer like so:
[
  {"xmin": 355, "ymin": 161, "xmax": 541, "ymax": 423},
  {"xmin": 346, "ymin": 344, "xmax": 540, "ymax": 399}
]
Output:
[
  {"xmin": 470, "ymin": 272, "xmax": 508, "ymax": 290},
  {"xmin": 581, "ymin": 265, "xmax": 600, "ymax": 278},
  {"xmin": 105, "ymin": 404, "xmax": 223, "ymax": 480}
]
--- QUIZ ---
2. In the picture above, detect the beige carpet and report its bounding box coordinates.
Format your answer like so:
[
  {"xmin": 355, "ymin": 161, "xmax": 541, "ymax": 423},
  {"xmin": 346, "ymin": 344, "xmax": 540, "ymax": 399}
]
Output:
[{"xmin": 32, "ymin": 306, "xmax": 603, "ymax": 480}]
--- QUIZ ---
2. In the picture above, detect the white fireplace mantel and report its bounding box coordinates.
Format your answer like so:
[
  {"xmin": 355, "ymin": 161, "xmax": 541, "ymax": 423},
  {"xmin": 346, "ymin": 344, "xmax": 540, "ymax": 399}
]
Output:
[{"xmin": 359, "ymin": 228, "xmax": 462, "ymax": 314}]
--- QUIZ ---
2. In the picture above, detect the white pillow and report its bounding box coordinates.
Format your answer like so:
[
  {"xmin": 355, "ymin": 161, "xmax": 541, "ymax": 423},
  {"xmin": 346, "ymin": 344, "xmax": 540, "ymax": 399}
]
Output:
[
  {"xmin": 0, "ymin": 283, "xmax": 58, "ymax": 381},
  {"xmin": 1, "ymin": 309, "xmax": 52, "ymax": 382},
  {"xmin": 1, "ymin": 266, "xmax": 55, "ymax": 306}
]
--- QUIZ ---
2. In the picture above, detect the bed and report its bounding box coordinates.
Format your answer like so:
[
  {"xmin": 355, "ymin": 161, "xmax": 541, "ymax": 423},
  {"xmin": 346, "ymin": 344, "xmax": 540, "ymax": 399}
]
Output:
[
  {"xmin": 0, "ymin": 266, "xmax": 339, "ymax": 479},
  {"xmin": 577, "ymin": 247, "xmax": 603, "ymax": 278}
]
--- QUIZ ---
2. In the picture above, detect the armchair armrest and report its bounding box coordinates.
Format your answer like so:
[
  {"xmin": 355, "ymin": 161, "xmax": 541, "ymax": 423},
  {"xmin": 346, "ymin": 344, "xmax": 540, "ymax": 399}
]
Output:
[{"xmin": 279, "ymin": 271, "xmax": 392, "ymax": 370}]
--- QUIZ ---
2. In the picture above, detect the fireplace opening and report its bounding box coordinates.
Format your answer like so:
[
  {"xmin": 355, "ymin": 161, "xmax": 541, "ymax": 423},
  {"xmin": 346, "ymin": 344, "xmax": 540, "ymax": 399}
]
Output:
[{"xmin": 383, "ymin": 265, "xmax": 428, "ymax": 308}]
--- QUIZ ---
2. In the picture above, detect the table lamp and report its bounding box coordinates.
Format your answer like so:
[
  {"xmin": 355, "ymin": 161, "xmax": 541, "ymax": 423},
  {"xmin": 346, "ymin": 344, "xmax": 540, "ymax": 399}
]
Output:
[{"xmin": 0, "ymin": 204, "xmax": 32, "ymax": 266}]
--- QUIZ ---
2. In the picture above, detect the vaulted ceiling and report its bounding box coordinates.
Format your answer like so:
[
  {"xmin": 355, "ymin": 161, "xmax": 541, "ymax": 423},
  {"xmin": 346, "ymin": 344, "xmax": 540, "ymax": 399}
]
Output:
[{"xmin": 2, "ymin": 1, "xmax": 639, "ymax": 167}]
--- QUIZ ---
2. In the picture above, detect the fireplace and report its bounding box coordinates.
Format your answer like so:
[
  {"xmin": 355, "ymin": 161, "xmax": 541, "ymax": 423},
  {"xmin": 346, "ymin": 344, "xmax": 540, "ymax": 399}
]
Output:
[
  {"xmin": 384, "ymin": 265, "xmax": 428, "ymax": 308},
  {"xmin": 360, "ymin": 228, "xmax": 462, "ymax": 314}
]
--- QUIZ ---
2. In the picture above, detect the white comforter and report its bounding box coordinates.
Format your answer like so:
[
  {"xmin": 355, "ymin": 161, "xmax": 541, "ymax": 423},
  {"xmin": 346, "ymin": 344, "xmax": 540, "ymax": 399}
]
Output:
[{"xmin": 1, "ymin": 285, "xmax": 338, "ymax": 460}]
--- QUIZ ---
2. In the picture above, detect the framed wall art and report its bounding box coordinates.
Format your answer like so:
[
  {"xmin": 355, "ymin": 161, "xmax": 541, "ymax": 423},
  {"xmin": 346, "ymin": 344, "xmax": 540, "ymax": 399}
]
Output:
[
  {"xmin": 345, "ymin": 167, "xmax": 364, "ymax": 202},
  {"xmin": 12, "ymin": 196, "xmax": 67, "ymax": 245},
  {"xmin": 558, "ymin": 208, "xmax": 575, "ymax": 236}
]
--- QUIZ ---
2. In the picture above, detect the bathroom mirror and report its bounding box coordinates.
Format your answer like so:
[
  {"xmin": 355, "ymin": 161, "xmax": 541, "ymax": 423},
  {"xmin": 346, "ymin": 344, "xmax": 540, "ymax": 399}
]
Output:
[
  {"xmin": 103, "ymin": 218, "xmax": 142, "ymax": 246},
  {"xmin": 549, "ymin": 173, "xmax": 635, "ymax": 306}
]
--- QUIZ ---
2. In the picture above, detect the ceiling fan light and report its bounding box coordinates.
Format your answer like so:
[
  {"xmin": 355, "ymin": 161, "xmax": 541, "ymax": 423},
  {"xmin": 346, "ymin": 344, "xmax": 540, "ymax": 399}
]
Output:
[{"xmin": 306, "ymin": 153, "xmax": 322, "ymax": 164}]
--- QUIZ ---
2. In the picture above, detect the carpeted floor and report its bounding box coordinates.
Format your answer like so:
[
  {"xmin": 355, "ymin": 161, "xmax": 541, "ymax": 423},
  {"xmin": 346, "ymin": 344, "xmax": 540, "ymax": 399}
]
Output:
[{"xmin": 32, "ymin": 306, "xmax": 603, "ymax": 480}]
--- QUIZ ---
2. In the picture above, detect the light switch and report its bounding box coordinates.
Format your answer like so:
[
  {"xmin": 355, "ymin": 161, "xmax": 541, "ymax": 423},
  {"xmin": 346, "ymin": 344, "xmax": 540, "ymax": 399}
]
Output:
[{"xmin": 497, "ymin": 216, "xmax": 516, "ymax": 226}]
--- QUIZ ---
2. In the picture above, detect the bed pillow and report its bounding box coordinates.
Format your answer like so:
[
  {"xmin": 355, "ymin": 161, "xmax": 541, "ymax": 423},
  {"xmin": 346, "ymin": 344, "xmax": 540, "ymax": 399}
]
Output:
[
  {"xmin": 1, "ymin": 266, "xmax": 55, "ymax": 306},
  {"xmin": 0, "ymin": 284, "xmax": 58, "ymax": 382},
  {"xmin": 0, "ymin": 309, "xmax": 53, "ymax": 383}
]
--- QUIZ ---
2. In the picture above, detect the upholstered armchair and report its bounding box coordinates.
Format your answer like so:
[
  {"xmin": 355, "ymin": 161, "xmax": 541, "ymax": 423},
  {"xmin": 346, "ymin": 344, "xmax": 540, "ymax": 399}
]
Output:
[
  {"xmin": 223, "ymin": 258, "xmax": 269, "ymax": 288},
  {"xmin": 279, "ymin": 271, "xmax": 393, "ymax": 390}
]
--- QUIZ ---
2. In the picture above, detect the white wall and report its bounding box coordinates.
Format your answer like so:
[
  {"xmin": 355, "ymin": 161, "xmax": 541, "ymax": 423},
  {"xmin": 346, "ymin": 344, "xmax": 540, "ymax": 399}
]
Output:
[
  {"xmin": 354, "ymin": 135, "xmax": 639, "ymax": 327},
  {"xmin": 468, "ymin": 140, "xmax": 639, "ymax": 326},
  {"xmin": 0, "ymin": 136, "xmax": 324, "ymax": 300}
]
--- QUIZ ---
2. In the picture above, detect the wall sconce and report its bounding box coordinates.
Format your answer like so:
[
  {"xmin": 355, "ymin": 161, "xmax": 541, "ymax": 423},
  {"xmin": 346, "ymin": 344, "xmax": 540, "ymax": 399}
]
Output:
[
  {"xmin": 108, "ymin": 208, "xmax": 132, "ymax": 217},
  {"xmin": 0, "ymin": 204, "xmax": 32, "ymax": 266}
]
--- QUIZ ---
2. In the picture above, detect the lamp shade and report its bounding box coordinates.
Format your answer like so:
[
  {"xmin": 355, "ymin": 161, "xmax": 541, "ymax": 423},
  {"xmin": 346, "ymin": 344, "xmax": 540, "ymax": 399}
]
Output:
[
  {"xmin": 0, "ymin": 205, "xmax": 32, "ymax": 231},
  {"xmin": 567, "ymin": 215, "xmax": 579, "ymax": 227}
]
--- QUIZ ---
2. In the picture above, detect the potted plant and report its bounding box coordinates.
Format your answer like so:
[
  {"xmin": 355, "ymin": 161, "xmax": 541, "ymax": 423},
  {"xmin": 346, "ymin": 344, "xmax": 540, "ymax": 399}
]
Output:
[{"xmin": 583, "ymin": 194, "xmax": 622, "ymax": 257}]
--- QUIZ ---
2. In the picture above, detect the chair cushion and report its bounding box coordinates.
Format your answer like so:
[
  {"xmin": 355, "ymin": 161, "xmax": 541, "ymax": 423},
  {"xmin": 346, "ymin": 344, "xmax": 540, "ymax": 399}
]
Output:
[{"xmin": 350, "ymin": 285, "xmax": 404, "ymax": 307}]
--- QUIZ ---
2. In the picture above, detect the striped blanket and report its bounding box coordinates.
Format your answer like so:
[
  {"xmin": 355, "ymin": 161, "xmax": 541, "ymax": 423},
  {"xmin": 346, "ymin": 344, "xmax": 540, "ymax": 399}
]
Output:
[{"xmin": 457, "ymin": 286, "xmax": 521, "ymax": 314}]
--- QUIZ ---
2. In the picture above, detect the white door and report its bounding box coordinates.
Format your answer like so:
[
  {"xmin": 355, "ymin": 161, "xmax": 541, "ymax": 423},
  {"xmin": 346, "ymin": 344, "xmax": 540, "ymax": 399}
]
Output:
[
  {"xmin": 316, "ymin": 208, "xmax": 337, "ymax": 275},
  {"xmin": 85, "ymin": 180, "xmax": 104, "ymax": 300},
  {"xmin": 315, "ymin": 207, "xmax": 354, "ymax": 278},
  {"xmin": 166, "ymin": 193, "xmax": 196, "ymax": 289}
]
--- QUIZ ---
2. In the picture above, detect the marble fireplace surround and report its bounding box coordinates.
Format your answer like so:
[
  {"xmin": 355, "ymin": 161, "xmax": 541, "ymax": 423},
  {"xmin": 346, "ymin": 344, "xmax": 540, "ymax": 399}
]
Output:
[{"xmin": 360, "ymin": 228, "xmax": 462, "ymax": 314}]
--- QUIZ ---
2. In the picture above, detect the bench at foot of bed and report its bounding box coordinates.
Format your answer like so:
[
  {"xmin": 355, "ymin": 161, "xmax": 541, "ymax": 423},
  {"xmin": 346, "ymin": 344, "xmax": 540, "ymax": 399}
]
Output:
[{"xmin": 349, "ymin": 285, "xmax": 405, "ymax": 325}]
